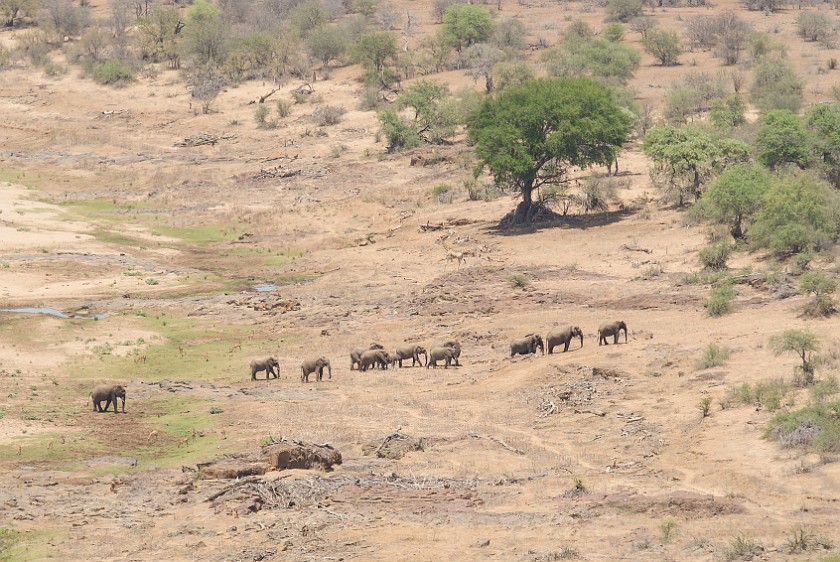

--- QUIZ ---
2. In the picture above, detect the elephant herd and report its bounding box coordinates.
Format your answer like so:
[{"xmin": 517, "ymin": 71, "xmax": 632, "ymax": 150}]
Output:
[
  {"xmin": 510, "ymin": 321, "xmax": 628, "ymax": 357},
  {"xmin": 349, "ymin": 341, "xmax": 462, "ymax": 371}
]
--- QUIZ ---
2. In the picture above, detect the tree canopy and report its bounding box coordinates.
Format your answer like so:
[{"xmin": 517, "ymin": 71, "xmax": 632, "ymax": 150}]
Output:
[
  {"xmin": 642, "ymin": 126, "xmax": 750, "ymax": 205},
  {"xmin": 466, "ymin": 77, "xmax": 632, "ymax": 224},
  {"xmin": 702, "ymin": 164, "xmax": 770, "ymax": 239},
  {"xmin": 440, "ymin": 4, "xmax": 495, "ymax": 54},
  {"xmin": 756, "ymin": 110, "xmax": 811, "ymax": 170}
]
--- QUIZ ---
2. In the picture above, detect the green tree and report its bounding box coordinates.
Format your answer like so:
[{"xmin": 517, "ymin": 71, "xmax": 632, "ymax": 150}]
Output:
[
  {"xmin": 642, "ymin": 28, "xmax": 681, "ymax": 66},
  {"xmin": 603, "ymin": 23, "xmax": 626, "ymax": 43},
  {"xmin": 353, "ymin": 31, "xmax": 397, "ymax": 85},
  {"xmin": 751, "ymin": 170, "xmax": 840, "ymax": 255},
  {"xmin": 709, "ymin": 95, "xmax": 746, "ymax": 130},
  {"xmin": 642, "ymin": 126, "xmax": 751, "ymax": 204},
  {"xmin": 770, "ymin": 329, "xmax": 819, "ymax": 384},
  {"xmin": 307, "ymin": 25, "xmax": 349, "ymax": 68},
  {"xmin": 543, "ymin": 38, "xmax": 641, "ymax": 85},
  {"xmin": 702, "ymin": 164, "xmax": 770, "ymax": 239},
  {"xmin": 378, "ymin": 80, "xmax": 457, "ymax": 150},
  {"xmin": 440, "ymin": 4, "xmax": 494, "ymax": 55},
  {"xmin": 756, "ymin": 110, "xmax": 811, "ymax": 170},
  {"xmin": 466, "ymin": 77, "xmax": 632, "ymax": 224},
  {"xmin": 463, "ymin": 43, "xmax": 504, "ymax": 93},
  {"xmin": 137, "ymin": 5, "xmax": 182, "ymax": 68},
  {"xmin": 182, "ymin": 0, "xmax": 228, "ymax": 66},
  {"xmin": 751, "ymin": 56, "xmax": 804, "ymax": 114},
  {"xmin": 492, "ymin": 18, "xmax": 526, "ymax": 51},
  {"xmin": 491, "ymin": 60, "xmax": 535, "ymax": 93},
  {"xmin": 806, "ymin": 102, "xmax": 840, "ymax": 188}
]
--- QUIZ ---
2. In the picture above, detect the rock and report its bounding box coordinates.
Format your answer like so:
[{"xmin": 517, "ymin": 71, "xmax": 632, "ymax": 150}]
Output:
[
  {"xmin": 199, "ymin": 462, "xmax": 267, "ymax": 479},
  {"xmin": 265, "ymin": 443, "xmax": 342, "ymax": 472}
]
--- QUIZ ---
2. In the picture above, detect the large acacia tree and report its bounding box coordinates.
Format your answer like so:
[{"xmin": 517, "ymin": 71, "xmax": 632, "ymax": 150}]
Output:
[{"xmin": 466, "ymin": 77, "xmax": 632, "ymax": 224}]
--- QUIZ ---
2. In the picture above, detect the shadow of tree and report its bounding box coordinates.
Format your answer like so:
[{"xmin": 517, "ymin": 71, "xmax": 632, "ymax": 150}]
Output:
[{"xmin": 484, "ymin": 207, "xmax": 636, "ymax": 236}]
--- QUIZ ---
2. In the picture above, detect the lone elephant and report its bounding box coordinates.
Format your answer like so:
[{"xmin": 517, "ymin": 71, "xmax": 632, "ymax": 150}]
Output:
[
  {"xmin": 250, "ymin": 356, "xmax": 280, "ymax": 380},
  {"xmin": 427, "ymin": 347, "xmax": 455, "ymax": 368},
  {"xmin": 301, "ymin": 357, "xmax": 332, "ymax": 382},
  {"xmin": 598, "ymin": 321, "xmax": 628, "ymax": 345},
  {"xmin": 394, "ymin": 344, "xmax": 427, "ymax": 367},
  {"xmin": 438, "ymin": 340, "xmax": 461, "ymax": 366},
  {"xmin": 350, "ymin": 342, "xmax": 385, "ymax": 370},
  {"xmin": 91, "ymin": 384, "xmax": 126, "ymax": 414},
  {"xmin": 510, "ymin": 334, "xmax": 544, "ymax": 357},
  {"xmin": 359, "ymin": 349, "xmax": 390, "ymax": 372},
  {"xmin": 546, "ymin": 326, "xmax": 584, "ymax": 354}
]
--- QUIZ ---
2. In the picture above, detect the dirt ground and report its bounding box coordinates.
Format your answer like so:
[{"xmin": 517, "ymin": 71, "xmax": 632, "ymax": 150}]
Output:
[{"xmin": 1, "ymin": 0, "xmax": 840, "ymax": 560}]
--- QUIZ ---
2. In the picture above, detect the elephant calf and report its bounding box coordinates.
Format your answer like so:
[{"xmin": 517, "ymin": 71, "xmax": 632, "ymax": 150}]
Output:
[
  {"xmin": 439, "ymin": 340, "xmax": 461, "ymax": 366},
  {"xmin": 394, "ymin": 344, "xmax": 427, "ymax": 367},
  {"xmin": 510, "ymin": 334, "xmax": 544, "ymax": 357},
  {"xmin": 250, "ymin": 356, "xmax": 280, "ymax": 380},
  {"xmin": 359, "ymin": 349, "xmax": 390, "ymax": 372},
  {"xmin": 350, "ymin": 342, "xmax": 385, "ymax": 370},
  {"xmin": 598, "ymin": 321, "xmax": 628, "ymax": 345},
  {"xmin": 546, "ymin": 326, "xmax": 584, "ymax": 354},
  {"xmin": 427, "ymin": 347, "xmax": 455, "ymax": 368},
  {"xmin": 91, "ymin": 384, "xmax": 126, "ymax": 414}
]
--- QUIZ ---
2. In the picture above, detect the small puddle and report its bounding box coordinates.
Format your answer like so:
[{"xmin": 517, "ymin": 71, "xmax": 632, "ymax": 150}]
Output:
[
  {"xmin": 2, "ymin": 307, "xmax": 107, "ymax": 320},
  {"xmin": 254, "ymin": 284, "xmax": 278, "ymax": 292}
]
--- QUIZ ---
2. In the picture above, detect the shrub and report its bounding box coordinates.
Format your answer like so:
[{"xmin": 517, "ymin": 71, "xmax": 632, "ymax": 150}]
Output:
[
  {"xmin": 709, "ymin": 95, "xmax": 746, "ymax": 129},
  {"xmin": 697, "ymin": 396, "xmax": 712, "ymax": 418},
  {"xmin": 642, "ymin": 28, "xmax": 681, "ymax": 66},
  {"xmin": 705, "ymin": 280, "xmax": 735, "ymax": 317},
  {"xmin": 750, "ymin": 56, "xmax": 804, "ymax": 114},
  {"xmin": 606, "ymin": 0, "xmax": 643, "ymax": 23},
  {"xmin": 810, "ymin": 375, "xmax": 839, "ymax": 403},
  {"xmin": 699, "ymin": 243, "xmax": 732, "ymax": 271},
  {"xmin": 603, "ymin": 23, "xmax": 626, "ymax": 43},
  {"xmin": 767, "ymin": 400, "xmax": 840, "ymax": 452},
  {"xmin": 312, "ymin": 105, "xmax": 346, "ymax": 126},
  {"xmin": 254, "ymin": 105, "xmax": 271, "ymax": 127},
  {"xmin": 275, "ymin": 99, "xmax": 292, "ymax": 118},
  {"xmin": 800, "ymin": 271, "xmax": 838, "ymax": 317},
  {"xmin": 91, "ymin": 59, "xmax": 134, "ymax": 86},
  {"xmin": 509, "ymin": 274, "xmax": 529, "ymax": 288},
  {"xmin": 726, "ymin": 534, "xmax": 761, "ymax": 561},
  {"xmin": 696, "ymin": 343, "xmax": 731, "ymax": 369},
  {"xmin": 727, "ymin": 378, "xmax": 791, "ymax": 411}
]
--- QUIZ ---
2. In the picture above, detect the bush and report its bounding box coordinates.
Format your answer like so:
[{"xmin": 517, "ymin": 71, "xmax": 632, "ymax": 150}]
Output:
[
  {"xmin": 91, "ymin": 60, "xmax": 134, "ymax": 86},
  {"xmin": 275, "ymin": 100, "xmax": 291, "ymax": 118},
  {"xmin": 696, "ymin": 343, "xmax": 731, "ymax": 369},
  {"xmin": 606, "ymin": 0, "xmax": 643, "ymax": 23},
  {"xmin": 699, "ymin": 243, "xmax": 732, "ymax": 270},
  {"xmin": 800, "ymin": 271, "xmax": 838, "ymax": 317},
  {"xmin": 642, "ymin": 28, "xmax": 681, "ymax": 66},
  {"xmin": 709, "ymin": 95, "xmax": 746, "ymax": 129},
  {"xmin": 705, "ymin": 280, "xmax": 735, "ymax": 317},
  {"xmin": 254, "ymin": 105, "xmax": 271, "ymax": 127},
  {"xmin": 312, "ymin": 105, "xmax": 346, "ymax": 126},
  {"xmin": 767, "ymin": 400, "xmax": 840, "ymax": 452},
  {"xmin": 750, "ymin": 56, "xmax": 804, "ymax": 114},
  {"xmin": 727, "ymin": 378, "xmax": 791, "ymax": 411}
]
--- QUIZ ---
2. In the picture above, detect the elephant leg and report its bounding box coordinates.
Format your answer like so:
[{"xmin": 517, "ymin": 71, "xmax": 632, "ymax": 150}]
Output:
[{"xmin": 564, "ymin": 340, "xmax": 570, "ymax": 352}]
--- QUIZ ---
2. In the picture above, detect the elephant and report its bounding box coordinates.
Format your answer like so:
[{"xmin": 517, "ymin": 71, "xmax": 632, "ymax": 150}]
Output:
[
  {"xmin": 438, "ymin": 340, "xmax": 461, "ymax": 366},
  {"xmin": 91, "ymin": 384, "xmax": 126, "ymax": 414},
  {"xmin": 249, "ymin": 356, "xmax": 279, "ymax": 380},
  {"xmin": 350, "ymin": 342, "xmax": 385, "ymax": 370},
  {"xmin": 510, "ymin": 333, "xmax": 544, "ymax": 357},
  {"xmin": 546, "ymin": 326, "xmax": 584, "ymax": 354},
  {"xmin": 394, "ymin": 344, "xmax": 427, "ymax": 367},
  {"xmin": 427, "ymin": 347, "xmax": 455, "ymax": 368},
  {"xmin": 598, "ymin": 321, "xmax": 628, "ymax": 345},
  {"xmin": 359, "ymin": 349, "xmax": 390, "ymax": 372},
  {"xmin": 301, "ymin": 357, "xmax": 332, "ymax": 382}
]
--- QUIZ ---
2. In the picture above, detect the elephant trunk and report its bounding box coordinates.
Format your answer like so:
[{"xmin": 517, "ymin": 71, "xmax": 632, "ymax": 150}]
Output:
[
  {"xmin": 326, "ymin": 364, "xmax": 332, "ymax": 379},
  {"xmin": 624, "ymin": 329, "xmax": 628, "ymax": 343},
  {"xmin": 422, "ymin": 352, "xmax": 428, "ymax": 366},
  {"xmin": 578, "ymin": 333, "xmax": 584, "ymax": 348},
  {"xmin": 120, "ymin": 396, "xmax": 126, "ymax": 413}
]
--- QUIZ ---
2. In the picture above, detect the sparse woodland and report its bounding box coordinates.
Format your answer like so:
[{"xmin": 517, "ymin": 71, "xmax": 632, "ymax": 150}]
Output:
[{"xmin": 2, "ymin": 0, "xmax": 840, "ymax": 559}]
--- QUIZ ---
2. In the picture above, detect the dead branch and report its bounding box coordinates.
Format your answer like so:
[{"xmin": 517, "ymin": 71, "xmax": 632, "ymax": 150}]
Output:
[
  {"xmin": 467, "ymin": 432, "xmax": 525, "ymax": 455},
  {"xmin": 620, "ymin": 244, "xmax": 652, "ymax": 254}
]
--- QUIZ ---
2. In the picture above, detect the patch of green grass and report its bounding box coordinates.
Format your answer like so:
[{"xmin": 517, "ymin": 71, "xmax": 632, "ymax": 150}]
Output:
[
  {"xmin": 154, "ymin": 224, "xmax": 242, "ymax": 246},
  {"xmin": 696, "ymin": 343, "xmax": 731, "ymax": 369},
  {"xmin": 811, "ymin": 375, "xmax": 839, "ymax": 403},
  {"xmin": 705, "ymin": 280, "xmax": 736, "ymax": 317},
  {"xmin": 92, "ymin": 228, "xmax": 147, "ymax": 248},
  {"xmin": 0, "ymin": 527, "xmax": 61, "ymax": 562},
  {"xmin": 227, "ymin": 247, "xmax": 305, "ymax": 267},
  {"xmin": 0, "ymin": 168, "xmax": 42, "ymax": 189},
  {"xmin": 59, "ymin": 198, "xmax": 153, "ymax": 217},
  {"xmin": 134, "ymin": 395, "xmax": 222, "ymax": 467},
  {"xmin": 70, "ymin": 316, "xmax": 260, "ymax": 383},
  {"xmin": 509, "ymin": 274, "xmax": 529, "ymax": 289},
  {"xmin": 727, "ymin": 378, "xmax": 791, "ymax": 412}
]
